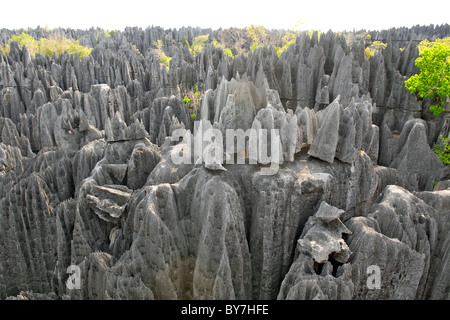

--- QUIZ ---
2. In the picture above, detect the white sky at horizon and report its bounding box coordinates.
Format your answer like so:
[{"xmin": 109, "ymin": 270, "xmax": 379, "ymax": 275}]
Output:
[{"xmin": 1, "ymin": 0, "xmax": 449, "ymax": 33}]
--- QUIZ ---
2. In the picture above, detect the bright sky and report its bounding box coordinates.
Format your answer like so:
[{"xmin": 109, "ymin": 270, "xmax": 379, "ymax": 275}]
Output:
[{"xmin": 2, "ymin": 0, "xmax": 449, "ymax": 32}]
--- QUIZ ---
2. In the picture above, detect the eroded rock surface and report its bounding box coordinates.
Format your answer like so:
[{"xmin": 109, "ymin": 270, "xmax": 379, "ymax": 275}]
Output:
[{"xmin": 0, "ymin": 24, "xmax": 449, "ymax": 300}]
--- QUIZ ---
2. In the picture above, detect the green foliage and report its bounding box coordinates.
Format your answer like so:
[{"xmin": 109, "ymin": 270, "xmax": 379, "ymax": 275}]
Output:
[
  {"xmin": 430, "ymin": 104, "xmax": 446, "ymax": 117},
  {"xmin": 183, "ymin": 96, "xmax": 191, "ymax": 108},
  {"xmin": 357, "ymin": 32, "xmax": 371, "ymax": 42},
  {"xmin": 158, "ymin": 55, "xmax": 171, "ymax": 69},
  {"xmin": 97, "ymin": 30, "xmax": 118, "ymax": 43},
  {"xmin": 155, "ymin": 39, "xmax": 164, "ymax": 50},
  {"xmin": 190, "ymin": 35, "xmax": 209, "ymax": 56},
  {"xmin": 0, "ymin": 43, "xmax": 10, "ymax": 56},
  {"xmin": 212, "ymin": 40, "xmax": 234, "ymax": 58},
  {"xmin": 194, "ymin": 85, "xmax": 200, "ymax": 100},
  {"xmin": 183, "ymin": 36, "xmax": 190, "ymax": 48},
  {"xmin": 211, "ymin": 40, "xmax": 221, "ymax": 48},
  {"xmin": 10, "ymin": 32, "xmax": 35, "ymax": 50},
  {"xmin": 292, "ymin": 17, "xmax": 304, "ymax": 33},
  {"xmin": 433, "ymin": 136, "xmax": 450, "ymax": 165},
  {"xmin": 306, "ymin": 29, "xmax": 322, "ymax": 41},
  {"xmin": 183, "ymin": 85, "xmax": 202, "ymax": 120},
  {"xmin": 104, "ymin": 30, "xmax": 117, "ymax": 38},
  {"xmin": 153, "ymin": 40, "xmax": 171, "ymax": 69},
  {"xmin": 405, "ymin": 38, "xmax": 450, "ymax": 117},
  {"xmin": 417, "ymin": 38, "xmax": 450, "ymax": 55},
  {"xmin": 364, "ymin": 41, "xmax": 387, "ymax": 59},
  {"xmin": 246, "ymin": 25, "xmax": 267, "ymax": 53},
  {"xmin": 66, "ymin": 40, "xmax": 92, "ymax": 58},
  {"xmin": 250, "ymin": 41, "xmax": 261, "ymax": 53},
  {"xmin": 132, "ymin": 44, "xmax": 141, "ymax": 55},
  {"xmin": 274, "ymin": 32, "xmax": 296, "ymax": 57},
  {"xmin": 223, "ymin": 48, "xmax": 234, "ymax": 59},
  {"xmin": 3, "ymin": 32, "xmax": 92, "ymax": 59}
]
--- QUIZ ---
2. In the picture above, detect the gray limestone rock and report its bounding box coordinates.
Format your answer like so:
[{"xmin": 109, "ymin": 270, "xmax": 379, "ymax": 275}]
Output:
[
  {"xmin": 87, "ymin": 184, "xmax": 132, "ymax": 223},
  {"xmin": 297, "ymin": 201, "xmax": 352, "ymax": 264},
  {"xmin": 295, "ymin": 106, "xmax": 318, "ymax": 145},
  {"xmin": 0, "ymin": 142, "xmax": 23, "ymax": 177},
  {"xmin": 0, "ymin": 173, "xmax": 58, "ymax": 299},
  {"xmin": 146, "ymin": 141, "xmax": 194, "ymax": 185},
  {"xmin": 278, "ymin": 201, "xmax": 354, "ymax": 300},
  {"xmin": 1, "ymin": 25, "xmax": 450, "ymax": 301},
  {"xmin": 389, "ymin": 120, "xmax": 445, "ymax": 190},
  {"xmin": 72, "ymin": 139, "xmax": 107, "ymax": 192},
  {"xmin": 308, "ymin": 98, "xmax": 341, "ymax": 163},
  {"xmin": 126, "ymin": 143, "xmax": 161, "ymax": 190},
  {"xmin": 368, "ymin": 185, "xmax": 438, "ymax": 299},
  {"xmin": 0, "ymin": 117, "xmax": 33, "ymax": 157},
  {"xmin": 346, "ymin": 216, "xmax": 426, "ymax": 299}
]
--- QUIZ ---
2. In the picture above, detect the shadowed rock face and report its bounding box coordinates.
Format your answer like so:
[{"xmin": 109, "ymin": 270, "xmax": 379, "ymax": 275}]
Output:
[{"xmin": 1, "ymin": 24, "xmax": 450, "ymax": 300}]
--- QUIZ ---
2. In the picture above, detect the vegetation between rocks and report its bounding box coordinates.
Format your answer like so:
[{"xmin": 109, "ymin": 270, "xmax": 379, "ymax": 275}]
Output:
[{"xmin": 0, "ymin": 32, "xmax": 92, "ymax": 59}]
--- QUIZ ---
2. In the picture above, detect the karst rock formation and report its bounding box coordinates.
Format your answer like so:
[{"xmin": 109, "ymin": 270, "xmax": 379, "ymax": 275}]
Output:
[{"xmin": 0, "ymin": 24, "xmax": 449, "ymax": 300}]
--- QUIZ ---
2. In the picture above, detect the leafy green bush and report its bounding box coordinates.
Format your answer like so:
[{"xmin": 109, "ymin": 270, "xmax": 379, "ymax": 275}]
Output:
[
  {"xmin": 246, "ymin": 25, "xmax": 267, "ymax": 53},
  {"xmin": 104, "ymin": 30, "xmax": 118, "ymax": 38},
  {"xmin": 212, "ymin": 40, "xmax": 234, "ymax": 58},
  {"xmin": 223, "ymin": 48, "xmax": 234, "ymax": 59},
  {"xmin": 132, "ymin": 44, "xmax": 141, "ymax": 55},
  {"xmin": 405, "ymin": 38, "xmax": 450, "ymax": 117},
  {"xmin": 274, "ymin": 32, "xmax": 296, "ymax": 57},
  {"xmin": 153, "ymin": 40, "xmax": 171, "ymax": 69},
  {"xmin": 364, "ymin": 41, "xmax": 387, "ymax": 59},
  {"xmin": 190, "ymin": 35, "xmax": 209, "ymax": 56},
  {"xmin": 433, "ymin": 136, "xmax": 450, "ymax": 165},
  {"xmin": 418, "ymin": 38, "xmax": 450, "ymax": 54},
  {"xmin": 2, "ymin": 32, "xmax": 92, "ymax": 59},
  {"xmin": 183, "ymin": 85, "xmax": 201, "ymax": 120}
]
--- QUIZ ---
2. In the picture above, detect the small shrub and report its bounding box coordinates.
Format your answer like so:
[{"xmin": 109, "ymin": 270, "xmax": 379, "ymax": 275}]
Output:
[
  {"xmin": 182, "ymin": 96, "xmax": 191, "ymax": 108},
  {"xmin": 274, "ymin": 32, "xmax": 296, "ymax": 57},
  {"xmin": 364, "ymin": 41, "xmax": 387, "ymax": 59},
  {"xmin": 0, "ymin": 44, "xmax": 10, "ymax": 56},
  {"xmin": 104, "ymin": 30, "xmax": 117, "ymax": 38},
  {"xmin": 182, "ymin": 36, "xmax": 190, "ymax": 48},
  {"xmin": 190, "ymin": 35, "xmax": 209, "ymax": 56},
  {"xmin": 4, "ymin": 32, "xmax": 92, "ymax": 59},
  {"xmin": 212, "ymin": 40, "xmax": 234, "ymax": 58},
  {"xmin": 132, "ymin": 44, "xmax": 141, "ymax": 55},
  {"xmin": 246, "ymin": 25, "xmax": 267, "ymax": 53},
  {"xmin": 223, "ymin": 48, "xmax": 234, "ymax": 59},
  {"xmin": 183, "ymin": 85, "xmax": 202, "ymax": 120},
  {"xmin": 153, "ymin": 40, "xmax": 171, "ymax": 69},
  {"xmin": 434, "ymin": 136, "xmax": 450, "ymax": 165}
]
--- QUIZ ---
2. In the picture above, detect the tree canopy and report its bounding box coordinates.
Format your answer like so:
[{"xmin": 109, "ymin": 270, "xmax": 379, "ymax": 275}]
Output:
[{"xmin": 405, "ymin": 38, "xmax": 450, "ymax": 116}]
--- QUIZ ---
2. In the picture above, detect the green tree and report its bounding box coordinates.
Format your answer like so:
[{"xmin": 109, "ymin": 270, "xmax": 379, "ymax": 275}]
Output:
[
  {"xmin": 246, "ymin": 25, "xmax": 267, "ymax": 52},
  {"xmin": 364, "ymin": 41, "xmax": 387, "ymax": 59},
  {"xmin": 274, "ymin": 32, "xmax": 296, "ymax": 57},
  {"xmin": 405, "ymin": 38, "xmax": 450, "ymax": 117}
]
